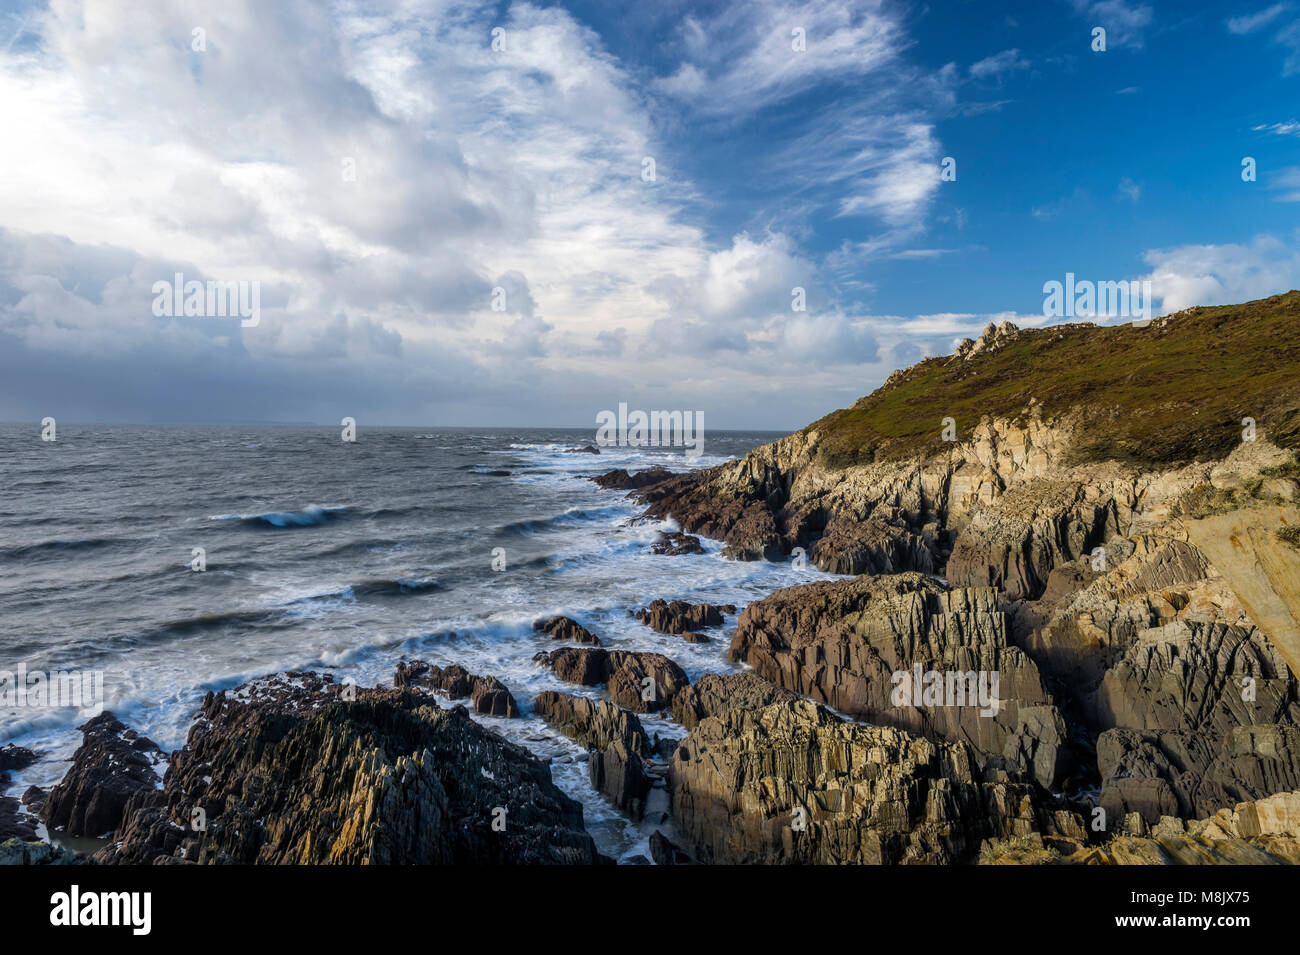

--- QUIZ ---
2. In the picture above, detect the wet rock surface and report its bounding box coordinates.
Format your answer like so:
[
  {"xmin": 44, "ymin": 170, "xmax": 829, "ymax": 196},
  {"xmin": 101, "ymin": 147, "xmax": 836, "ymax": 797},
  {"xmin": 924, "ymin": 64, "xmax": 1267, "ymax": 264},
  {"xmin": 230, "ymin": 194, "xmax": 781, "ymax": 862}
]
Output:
[
  {"xmin": 532, "ymin": 648, "xmax": 690, "ymax": 712},
  {"xmin": 633, "ymin": 599, "xmax": 735, "ymax": 635},
  {"xmin": 533, "ymin": 615, "xmax": 603, "ymax": 646},
  {"xmin": 41, "ymin": 712, "xmax": 165, "ymax": 839},
  {"xmin": 394, "ymin": 661, "xmax": 520, "ymax": 717},
  {"xmin": 95, "ymin": 672, "xmax": 607, "ymax": 865}
]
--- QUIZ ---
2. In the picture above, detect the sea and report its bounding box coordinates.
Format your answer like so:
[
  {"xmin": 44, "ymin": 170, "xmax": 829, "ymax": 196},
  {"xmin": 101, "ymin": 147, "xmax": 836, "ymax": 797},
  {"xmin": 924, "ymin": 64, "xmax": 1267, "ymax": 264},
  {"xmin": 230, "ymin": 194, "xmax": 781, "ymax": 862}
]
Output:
[{"xmin": 0, "ymin": 423, "xmax": 837, "ymax": 860}]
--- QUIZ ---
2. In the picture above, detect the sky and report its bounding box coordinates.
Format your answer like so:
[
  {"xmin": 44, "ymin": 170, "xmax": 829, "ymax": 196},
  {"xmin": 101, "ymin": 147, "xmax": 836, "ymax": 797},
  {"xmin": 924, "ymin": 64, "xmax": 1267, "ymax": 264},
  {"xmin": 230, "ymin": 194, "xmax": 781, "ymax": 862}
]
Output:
[{"xmin": 0, "ymin": 0, "xmax": 1297, "ymax": 430}]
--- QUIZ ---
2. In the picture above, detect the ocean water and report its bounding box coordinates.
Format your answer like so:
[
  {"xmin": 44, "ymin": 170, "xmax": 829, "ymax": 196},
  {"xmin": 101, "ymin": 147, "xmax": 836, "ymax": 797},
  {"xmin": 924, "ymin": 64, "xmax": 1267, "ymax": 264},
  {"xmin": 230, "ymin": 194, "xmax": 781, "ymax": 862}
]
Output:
[{"xmin": 0, "ymin": 424, "xmax": 836, "ymax": 860}]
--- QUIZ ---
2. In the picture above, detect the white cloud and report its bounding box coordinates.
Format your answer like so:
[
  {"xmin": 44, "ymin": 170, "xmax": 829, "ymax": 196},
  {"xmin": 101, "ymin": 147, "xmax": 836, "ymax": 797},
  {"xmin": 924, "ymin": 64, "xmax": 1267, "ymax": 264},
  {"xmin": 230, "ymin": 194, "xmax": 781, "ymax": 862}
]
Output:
[
  {"xmin": 969, "ymin": 48, "xmax": 1029, "ymax": 80},
  {"xmin": 1141, "ymin": 235, "xmax": 1300, "ymax": 313},
  {"xmin": 1068, "ymin": 0, "xmax": 1154, "ymax": 48},
  {"xmin": 1227, "ymin": 3, "xmax": 1292, "ymax": 34}
]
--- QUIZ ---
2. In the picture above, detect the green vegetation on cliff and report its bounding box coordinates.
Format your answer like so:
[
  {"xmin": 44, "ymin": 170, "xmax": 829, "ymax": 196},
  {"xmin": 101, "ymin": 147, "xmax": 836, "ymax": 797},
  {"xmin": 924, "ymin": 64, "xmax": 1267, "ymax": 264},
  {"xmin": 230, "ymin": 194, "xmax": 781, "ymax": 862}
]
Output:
[{"xmin": 808, "ymin": 291, "xmax": 1300, "ymax": 470}]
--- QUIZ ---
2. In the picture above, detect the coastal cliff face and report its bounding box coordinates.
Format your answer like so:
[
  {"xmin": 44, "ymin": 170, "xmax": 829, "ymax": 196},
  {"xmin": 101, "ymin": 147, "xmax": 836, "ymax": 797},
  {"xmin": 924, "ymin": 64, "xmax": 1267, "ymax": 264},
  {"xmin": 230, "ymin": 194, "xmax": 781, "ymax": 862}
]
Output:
[
  {"xmin": 647, "ymin": 293, "xmax": 1300, "ymax": 863},
  {"xmin": 14, "ymin": 294, "xmax": 1300, "ymax": 867}
]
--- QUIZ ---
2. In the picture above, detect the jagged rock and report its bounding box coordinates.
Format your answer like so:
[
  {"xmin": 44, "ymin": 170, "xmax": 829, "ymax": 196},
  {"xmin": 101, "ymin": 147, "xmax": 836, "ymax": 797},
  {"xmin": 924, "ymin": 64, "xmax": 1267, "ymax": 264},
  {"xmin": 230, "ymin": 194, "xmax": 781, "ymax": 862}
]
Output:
[
  {"xmin": 393, "ymin": 661, "xmax": 520, "ymax": 717},
  {"xmin": 41, "ymin": 712, "xmax": 164, "ymax": 838},
  {"xmin": 532, "ymin": 691, "xmax": 653, "ymax": 821},
  {"xmin": 670, "ymin": 672, "xmax": 799, "ymax": 730},
  {"xmin": 649, "ymin": 829, "xmax": 692, "ymax": 865},
  {"xmin": 1088, "ymin": 620, "xmax": 1297, "ymax": 735},
  {"xmin": 1099, "ymin": 723, "xmax": 1300, "ymax": 824},
  {"xmin": 588, "ymin": 739, "xmax": 652, "ymax": 822},
  {"xmin": 95, "ymin": 672, "xmax": 606, "ymax": 865},
  {"xmin": 533, "ymin": 691, "xmax": 649, "ymax": 756},
  {"xmin": 670, "ymin": 699, "xmax": 1054, "ymax": 864},
  {"xmin": 729, "ymin": 572, "xmax": 1068, "ymax": 788},
  {"xmin": 633, "ymin": 599, "xmax": 735, "ymax": 635},
  {"xmin": 592, "ymin": 466, "xmax": 677, "ymax": 490},
  {"xmin": 533, "ymin": 615, "xmax": 603, "ymax": 646},
  {"xmin": 0, "ymin": 746, "xmax": 37, "ymax": 771},
  {"xmin": 680, "ymin": 631, "xmax": 709, "ymax": 644},
  {"xmin": 0, "ymin": 839, "xmax": 85, "ymax": 866},
  {"xmin": 569, "ymin": 445, "xmax": 601, "ymax": 454},
  {"xmin": 650, "ymin": 532, "xmax": 705, "ymax": 556},
  {"xmin": 534, "ymin": 648, "xmax": 689, "ymax": 713},
  {"xmin": 811, "ymin": 514, "xmax": 935, "ymax": 575},
  {"xmin": 945, "ymin": 481, "xmax": 1114, "ymax": 600},
  {"xmin": 0, "ymin": 775, "xmax": 35, "ymax": 842},
  {"xmin": 984, "ymin": 790, "xmax": 1300, "ymax": 864}
]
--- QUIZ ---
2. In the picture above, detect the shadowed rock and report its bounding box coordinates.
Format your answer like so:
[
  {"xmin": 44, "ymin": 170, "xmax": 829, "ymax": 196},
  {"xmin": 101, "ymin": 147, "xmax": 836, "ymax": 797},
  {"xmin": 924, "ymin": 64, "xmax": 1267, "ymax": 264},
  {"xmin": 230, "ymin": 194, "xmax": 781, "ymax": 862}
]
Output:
[
  {"xmin": 394, "ymin": 661, "xmax": 520, "ymax": 717},
  {"xmin": 533, "ymin": 648, "xmax": 689, "ymax": 713},
  {"xmin": 634, "ymin": 599, "xmax": 735, "ymax": 635},
  {"xmin": 533, "ymin": 615, "xmax": 603, "ymax": 646},
  {"xmin": 95, "ymin": 672, "xmax": 607, "ymax": 865},
  {"xmin": 41, "ymin": 712, "xmax": 164, "ymax": 839}
]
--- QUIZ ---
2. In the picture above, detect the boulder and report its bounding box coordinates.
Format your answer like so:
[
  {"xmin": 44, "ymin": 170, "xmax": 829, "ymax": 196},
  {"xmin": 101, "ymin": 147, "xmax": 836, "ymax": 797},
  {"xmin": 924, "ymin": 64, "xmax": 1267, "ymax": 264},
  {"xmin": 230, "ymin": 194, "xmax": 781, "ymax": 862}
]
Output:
[
  {"xmin": 41, "ymin": 712, "xmax": 164, "ymax": 838},
  {"xmin": 393, "ymin": 661, "xmax": 520, "ymax": 718},
  {"xmin": 533, "ymin": 615, "xmax": 603, "ymax": 646},
  {"xmin": 95, "ymin": 672, "xmax": 606, "ymax": 865}
]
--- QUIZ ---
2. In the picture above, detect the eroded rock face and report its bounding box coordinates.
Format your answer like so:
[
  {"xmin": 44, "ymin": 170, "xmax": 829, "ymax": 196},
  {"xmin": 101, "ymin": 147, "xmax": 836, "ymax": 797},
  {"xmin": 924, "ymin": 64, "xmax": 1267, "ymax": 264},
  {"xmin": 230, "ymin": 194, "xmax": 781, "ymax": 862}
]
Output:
[
  {"xmin": 393, "ymin": 661, "xmax": 520, "ymax": 718},
  {"xmin": 533, "ymin": 615, "xmax": 603, "ymax": 646},
  {"xmin": 670, "ymin": 699, "xmax": 1055, "ymax": 864},
  {"xmin": 41, "ymin": 712, "xmax": 164, "ymax": 839},
  {"xmin": 670, "ymin": 672, "xmax": 799, "ymax": 730},
  {"xmin": 982, "ymin": 790, "xmax": 1300, "ymax": 865},
  {"xmin": 95, "ymin": 673, "xmax": 606, "ymax": 865},
  {"xmin": 533, "ymin": 691, "xmax": 649, "ymax": 756},
  {"xmin": 650, "ymin": 532, "xmax": 705, "ymax": 556},
  {"xmin": 533, "ymin": 691, "xmax": 653, "ymax": 821},
  {"xmin": 633, "ymin": 599, "xmax": 735, "ymax": 635},
  {"xmin": 1098, "ymin": 724, "xmax": 1300, "ymax": 824},
  {"xmin": 729, "ymin": 573, "xmax": 1067, "ymax": 788},
  {"xmin": 533, "ymin": 648, "xmax": 689, "ymax": 713},
  {"xmin": 591, "ymin": 466, "xmax": 677, "ymax": 490}
]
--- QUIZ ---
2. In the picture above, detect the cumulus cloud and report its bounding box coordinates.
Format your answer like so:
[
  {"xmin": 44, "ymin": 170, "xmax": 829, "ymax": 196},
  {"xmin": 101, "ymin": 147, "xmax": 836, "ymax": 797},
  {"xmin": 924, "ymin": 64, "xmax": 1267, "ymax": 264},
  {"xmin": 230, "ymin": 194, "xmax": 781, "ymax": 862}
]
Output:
[{"xmin": 1141, "ymin": 235, "xmax": 1300, "ymax": 313}]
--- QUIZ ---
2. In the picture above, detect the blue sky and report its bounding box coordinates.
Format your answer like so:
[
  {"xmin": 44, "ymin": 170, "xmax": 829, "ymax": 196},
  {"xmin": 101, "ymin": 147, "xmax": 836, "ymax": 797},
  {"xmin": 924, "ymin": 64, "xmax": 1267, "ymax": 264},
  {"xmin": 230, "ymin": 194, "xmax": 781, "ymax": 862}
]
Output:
[{"xmin": 0, "ymin": 0, "xmax": 1297, "ymax": 429}]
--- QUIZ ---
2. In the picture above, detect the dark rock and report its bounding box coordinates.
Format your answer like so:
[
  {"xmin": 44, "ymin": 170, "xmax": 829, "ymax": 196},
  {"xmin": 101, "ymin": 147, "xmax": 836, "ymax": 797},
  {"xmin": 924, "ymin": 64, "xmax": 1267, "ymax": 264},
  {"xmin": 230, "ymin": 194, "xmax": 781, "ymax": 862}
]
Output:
[
  {"xmin": 680, "ymin": 631, "xmax": 709, "ymax": 644},
  {"xmin": 533, "ymin": 692, "xmax": 650, "ymax": 756},
  {"xmin": 96, "ymin": 672, "xmax": 607, "ymax": 865},
  {"xmin": 633, "ymin": 599, "xmax": 735, "ymax": 635},
  {"xmin": 0, "ymin": 746, "xmax": 38, "ymax": 772},
  {"xmin": 0, "ymin": 838, "xmax": 85, "ymax": 866},
  {"xmin": 569, "ymin": 445, "xmax": 601, "ymax": 454},
  {"xmin": 532, "ymin": 615, "xmax": 603, "ymax": 646},
  {"xmin": 588, "ymin": 739, "xmax": 652, "ymax": 821},
  {"xmin": 394, "ymin": 661, "xmax": 520, "ymax": 718},
  {"xmin": 649, "ymin": 829, "xmax": 692, "ymax": 865},
  {"xmin": 533, "ymin": 648, "xmax": 689, "ymax": 713},
  {"xmin": 41, "ymin": 712, "xmax": 164, "ymax": 838},
  {"xmin": 650, "ymin": 532, "xmax": 705, "ymax": 556},
  {"xmin": 592, "ymin": 466, "xmax": 676, "ymax": 490},
  {"xmin": 670, "ymin": 672, "xmax": 799, "ymax": 730}
]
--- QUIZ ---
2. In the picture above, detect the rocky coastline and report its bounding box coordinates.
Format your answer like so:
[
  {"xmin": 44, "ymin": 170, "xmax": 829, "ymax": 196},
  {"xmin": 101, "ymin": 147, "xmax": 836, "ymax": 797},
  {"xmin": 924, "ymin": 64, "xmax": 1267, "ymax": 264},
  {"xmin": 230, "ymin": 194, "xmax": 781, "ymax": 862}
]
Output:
[{"xmin": 7, "ymin": 293, "xmax": 1300, "ymax": 866}]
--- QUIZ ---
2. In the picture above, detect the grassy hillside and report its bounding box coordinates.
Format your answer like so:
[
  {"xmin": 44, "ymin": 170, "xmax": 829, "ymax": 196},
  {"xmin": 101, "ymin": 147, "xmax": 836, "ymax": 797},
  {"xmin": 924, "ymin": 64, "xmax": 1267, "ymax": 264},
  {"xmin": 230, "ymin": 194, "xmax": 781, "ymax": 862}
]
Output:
[{"xmin": 807, "ymin": 291, "xmax": 1300, "ymax": 470}]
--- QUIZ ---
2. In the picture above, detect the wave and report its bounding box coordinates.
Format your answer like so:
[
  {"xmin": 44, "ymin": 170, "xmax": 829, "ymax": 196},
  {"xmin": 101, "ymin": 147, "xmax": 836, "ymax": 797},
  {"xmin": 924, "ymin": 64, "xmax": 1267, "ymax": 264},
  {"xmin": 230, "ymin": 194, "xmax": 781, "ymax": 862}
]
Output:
[
  {"xmin": 0, "ymin": 537, "xmax": 127, "ymax": 560},
  {"xmin": 499, "ymin": 505, "xmax": 628, "ymax": 536},
  {"xmin": 210, "ymin": 505, "xmax": 352, "ymax": 528}
]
